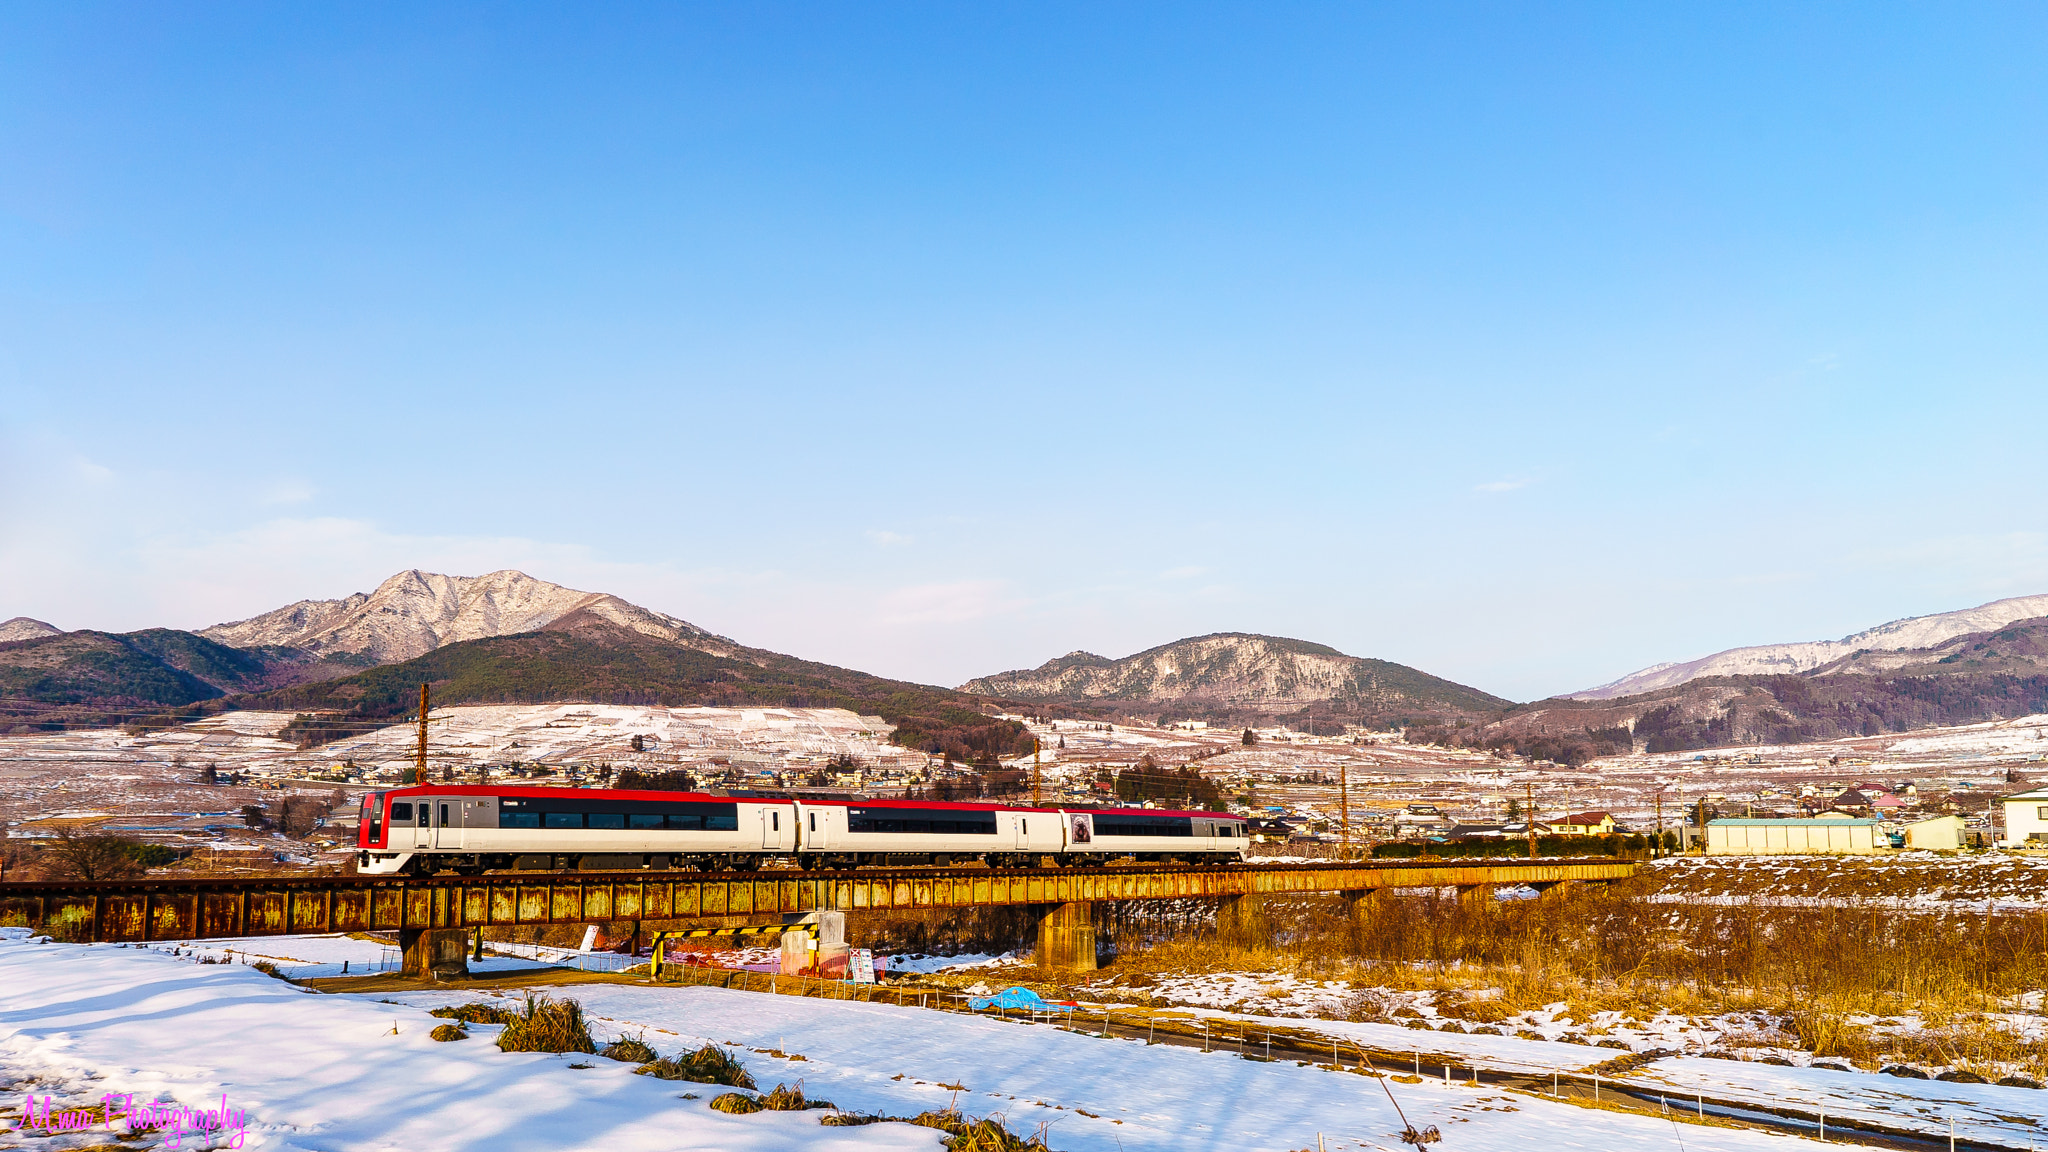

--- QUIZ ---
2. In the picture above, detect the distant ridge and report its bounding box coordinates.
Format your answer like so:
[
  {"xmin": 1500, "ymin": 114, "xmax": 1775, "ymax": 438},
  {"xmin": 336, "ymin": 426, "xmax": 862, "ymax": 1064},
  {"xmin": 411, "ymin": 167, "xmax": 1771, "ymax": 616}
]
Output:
[
  {"xmin": 0, "ymin": 617, "xmax": 63, "ymax": 643},
  {"xmin": 1569, "ymin": 593, "xmax": 2048, "ymax": 700},
  {"xmin": 961, "ymin": 632, "xmax": 1508, "ymax": 726},
  {"xmin": 199, "ymin": 569, "xmax": 731, "ymax": 664}
]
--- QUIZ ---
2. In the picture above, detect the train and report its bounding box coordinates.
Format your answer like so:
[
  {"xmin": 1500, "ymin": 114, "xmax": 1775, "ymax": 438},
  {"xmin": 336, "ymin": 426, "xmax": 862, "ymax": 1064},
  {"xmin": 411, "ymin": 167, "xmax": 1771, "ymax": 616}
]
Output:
[{"xmin": 355, "ymin": 785, "xmax": 1250, "ymax": 875}]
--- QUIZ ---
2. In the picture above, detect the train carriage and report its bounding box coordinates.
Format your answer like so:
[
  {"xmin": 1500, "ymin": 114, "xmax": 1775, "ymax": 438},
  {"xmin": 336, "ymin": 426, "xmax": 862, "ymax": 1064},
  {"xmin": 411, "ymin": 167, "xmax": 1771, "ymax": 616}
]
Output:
[{"xmin": 357, "ymin": 785, "xmax": 1248, "ymax": 875}]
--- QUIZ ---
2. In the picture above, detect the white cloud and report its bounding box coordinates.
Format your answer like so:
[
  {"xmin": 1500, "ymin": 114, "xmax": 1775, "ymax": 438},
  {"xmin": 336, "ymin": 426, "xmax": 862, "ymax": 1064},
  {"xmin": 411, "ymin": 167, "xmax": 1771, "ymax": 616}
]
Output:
[
  {"xmin": 259, "ymin": 480, "xmax": 316, "ymax": 505},
  {"xmin": 875, "ymin": 580, "xmax": 1024, "ymax": 625},
  {"xmin": 1472, "ymin": 477, "xmax": 1532, "ymax": 493},
  {"xmin": 865, "ymin": 529, "xmax": 914, "ymax": 546}
]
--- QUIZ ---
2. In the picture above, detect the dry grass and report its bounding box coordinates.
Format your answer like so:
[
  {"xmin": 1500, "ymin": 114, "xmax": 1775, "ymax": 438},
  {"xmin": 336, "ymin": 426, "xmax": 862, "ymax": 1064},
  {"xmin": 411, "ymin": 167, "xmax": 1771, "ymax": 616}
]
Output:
[
  {"xmin": 635, "ymin": 1043, "xmax": 755, "ymax": 1087},
  {"xmin": 1090, "ymin": 882, "xmax": 2048, "ymax": 1078},
  {"xmin": 600, "ymin": 1035, "xmax": 657, "ymax": 1063},
  {"xmin": 428, "ymin": 1023, "xmax": 467, "ymax": 1042},
  {"xmin": 431, "ymin": 1001, "xmax": 518, "ymax": 1026},
  {"xmin": 495, "ymin": 993, "xmax": 596, "ymax": 1055}
]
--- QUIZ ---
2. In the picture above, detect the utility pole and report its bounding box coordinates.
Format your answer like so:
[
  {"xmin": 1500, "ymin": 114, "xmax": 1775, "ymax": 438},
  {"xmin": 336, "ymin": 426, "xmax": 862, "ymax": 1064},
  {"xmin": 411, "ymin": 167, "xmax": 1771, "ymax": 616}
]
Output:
[
  {"xmin": 1525, "ymin": 782, "xmax": 1536, "ymax": 859},
  {"xmin": 415, "ymin": 683, "xmax": 429, "ymax": 785},
  {"xmin": 1654, "ymin": 790, "xmax": 1664, "ymax": 859},
  {"xmin": 1031, "ymin": 739, "xmax": 1042, "ymax": 806},
  {"xmin": 1338, "ymin": 762, "xmax": 1350, "ymax": 860}
]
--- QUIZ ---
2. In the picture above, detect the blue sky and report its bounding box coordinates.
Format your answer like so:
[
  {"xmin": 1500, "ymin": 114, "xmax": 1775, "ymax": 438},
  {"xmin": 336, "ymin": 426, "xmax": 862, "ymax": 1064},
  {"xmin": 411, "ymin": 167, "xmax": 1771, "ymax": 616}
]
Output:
[{"xmin": 4, "ymin": 3, "xmax": 2047, "ymax": 701}]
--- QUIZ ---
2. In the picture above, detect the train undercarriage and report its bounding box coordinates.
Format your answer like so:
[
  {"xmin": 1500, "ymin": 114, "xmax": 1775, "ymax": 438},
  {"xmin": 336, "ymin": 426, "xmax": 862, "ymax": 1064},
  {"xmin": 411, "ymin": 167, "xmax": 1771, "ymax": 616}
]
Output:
[{"xmin": 391, "ymin": 850, "xmax": 1244, "ymax": 876}]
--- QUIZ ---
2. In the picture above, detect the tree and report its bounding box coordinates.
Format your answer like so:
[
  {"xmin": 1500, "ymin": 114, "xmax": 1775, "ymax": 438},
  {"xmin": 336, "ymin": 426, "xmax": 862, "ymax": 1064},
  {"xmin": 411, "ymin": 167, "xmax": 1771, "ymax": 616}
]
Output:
[
  {"xmin": 1242, "ymin": 728, "xmax": 1257, "ymax": 746},
  {"xmin": 201, "ymin": 763, "xmax": 219, "ymax": 785},
  {"xmin": 241, "ymin": 804, "xmax": 270, "ymax": 829},
  {"xmin": 631, "ymin": 734, "xmax": 645, "ymax": 752},
  {"xmin": 39, "ymin": 828, "xmax": 145, "ymax": 881},
  {"xmin": 1504, "ymin": 797, "xmax": 1522, "ymax": 821}
]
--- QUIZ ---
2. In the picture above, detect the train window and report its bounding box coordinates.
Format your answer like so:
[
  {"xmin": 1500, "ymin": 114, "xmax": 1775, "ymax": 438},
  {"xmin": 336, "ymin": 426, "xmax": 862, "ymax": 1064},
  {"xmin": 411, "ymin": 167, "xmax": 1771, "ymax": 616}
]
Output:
[
  {"xmin": 544, "ymin": 812, "xmax": 583, "ymax": 829},
  {"xmin": 669, "ymin": 814, "xmax": 702, "ymax": 830},
  {"xmin": 390, "ymin": 802, "xmax": 413, "ymax": 822},
  {"xmin": 500, "ymin": 812, "xmax": 540, "ymax": 828},
  {"xmin": 845, "ymin": 808, "xmax": 999, "ymax": 835},
  {"xmin": 809, "ymin": 813, "xmax": 816, "ymax": 832},
  {"xmin": 706, "ymin": 812, "xmax": 738, "ymax": 831},
  {"xmin": 418, "ymin": 806, "xmax": 429, "ymax": 827},
  {"xmin": 772, "ymin": 812, "xmax": 779, "ymax": 831},
  {"xmin": 439, "ymin": 804, "xmax": 450, "ymax": 827},
  {"xmin": 587, "ymin": 813, "xmax": 625, "ymax": 829},
  {"xmin": 628, "ymin": 814, "xmax": 663, "ymax": 830}
]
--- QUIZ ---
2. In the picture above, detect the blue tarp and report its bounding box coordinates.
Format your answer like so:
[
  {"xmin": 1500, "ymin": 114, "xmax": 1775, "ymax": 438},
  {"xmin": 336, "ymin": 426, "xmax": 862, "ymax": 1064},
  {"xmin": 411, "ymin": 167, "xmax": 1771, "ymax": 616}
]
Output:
[{"xmin": 968, "ymin": 986, "xmax": 1079, "ymax": 1012}]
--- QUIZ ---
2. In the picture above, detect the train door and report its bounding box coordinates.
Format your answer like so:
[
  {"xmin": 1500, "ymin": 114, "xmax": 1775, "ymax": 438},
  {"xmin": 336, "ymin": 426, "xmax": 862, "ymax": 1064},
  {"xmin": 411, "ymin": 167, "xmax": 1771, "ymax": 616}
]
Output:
[
  {"xmin": 761, "ymin": 806, "xmax": 790, "ymax": 851},
  {"xmin": 387, "ymin": 797, "xmax": 427, "ymax": 849},
  {"xmin": 1014, "ymin": 813, "xmax": 1030, "ymax": 850},
  {"xmin": 806, "ymin": 806, "xmax": 830, "ymax": 850},
  {"xmin": 428, "ymin": 798, "xmax": 457, "ymax": 850}
]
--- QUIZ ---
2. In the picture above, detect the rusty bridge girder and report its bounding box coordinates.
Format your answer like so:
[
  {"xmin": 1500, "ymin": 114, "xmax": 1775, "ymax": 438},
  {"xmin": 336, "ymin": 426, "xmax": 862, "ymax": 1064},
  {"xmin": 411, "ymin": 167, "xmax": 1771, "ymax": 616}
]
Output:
[{"xmin": 0, "ymin": 858, "xmax": 1636, "ymax": 945}]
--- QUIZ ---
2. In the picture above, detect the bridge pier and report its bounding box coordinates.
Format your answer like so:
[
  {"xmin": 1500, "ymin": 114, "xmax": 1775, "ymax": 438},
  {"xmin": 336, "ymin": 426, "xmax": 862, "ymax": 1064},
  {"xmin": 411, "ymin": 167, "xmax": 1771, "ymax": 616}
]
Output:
[
  {"xmin": 399, "ymin": 927, "xmax": 471, "ymax": 980},
  {"xmin": 1034, "ymin": 902, "xmax": 1096, "ymax": 972},
  {"xmin": 1340, "ymin": 888, "xmax": 1383, "ymax": 923},
  {"xmin": 1215, "ymin": 893, "xmax": 1269, "ymax": 949},
  {"xmin": 1532, "ymin": 880, "xmax": 1580, "ymax": 900},
  {"xmin": 1456, "ymin": 884, "xmax": 1494, "ymax": 911}
]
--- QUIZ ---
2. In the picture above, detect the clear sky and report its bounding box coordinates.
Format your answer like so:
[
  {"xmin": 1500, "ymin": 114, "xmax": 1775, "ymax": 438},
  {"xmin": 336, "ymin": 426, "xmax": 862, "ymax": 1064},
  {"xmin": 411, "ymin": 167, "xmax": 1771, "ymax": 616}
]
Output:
[{"xmin": 5, "ymin": 4, "xmax": 2047, "ymax": 702}]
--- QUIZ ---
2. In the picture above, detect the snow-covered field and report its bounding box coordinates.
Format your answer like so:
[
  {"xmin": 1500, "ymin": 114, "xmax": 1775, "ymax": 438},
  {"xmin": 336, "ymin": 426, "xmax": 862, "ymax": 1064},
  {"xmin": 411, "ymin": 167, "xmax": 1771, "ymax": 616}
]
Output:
[{"xmin": 15, "ymin": 930, "xmax": 2048, "ymax": 1151}]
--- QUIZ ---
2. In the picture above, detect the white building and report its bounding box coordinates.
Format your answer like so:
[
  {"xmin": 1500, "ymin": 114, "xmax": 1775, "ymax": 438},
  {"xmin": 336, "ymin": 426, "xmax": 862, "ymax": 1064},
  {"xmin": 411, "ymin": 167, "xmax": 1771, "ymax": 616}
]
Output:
[
  {"xmin": 2000, "ymin": 786, "xmax": 2048, "ymax": 847},
  {"xmin": 1706, "ymin": 818, "xmax": 1880, "ymax": 856},
  {"xmin": 1901, "ymin": 814, "xmax": 1965, "ymax": 851}
]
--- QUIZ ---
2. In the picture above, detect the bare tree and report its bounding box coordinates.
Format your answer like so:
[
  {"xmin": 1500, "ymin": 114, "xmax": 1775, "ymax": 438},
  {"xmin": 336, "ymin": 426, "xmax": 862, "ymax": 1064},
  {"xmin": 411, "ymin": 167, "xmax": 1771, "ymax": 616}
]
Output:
[
  {"xmin": 40, "ymin": 828, "xmax": 144, "ymax": 882},
  {"xmin": 271, "ymin": 795, "xmax": 322, "ymax": 838}
]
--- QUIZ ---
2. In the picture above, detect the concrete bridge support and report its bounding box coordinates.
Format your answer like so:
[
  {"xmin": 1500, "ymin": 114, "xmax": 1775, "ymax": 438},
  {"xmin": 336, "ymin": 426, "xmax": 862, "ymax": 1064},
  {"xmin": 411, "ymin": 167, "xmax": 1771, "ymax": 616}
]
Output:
[
  {"xmin": 1215, "ymin": 893, "xmax": 1269, "ymax": 949},
  {"xmin": 1456, "ymin": 884, "xmax": 1494, "ymax": 911},
  {"xmin": 1034, "ymin": 901, "xmax": 1097, "ymax": 972},
  {"xmin": 399, "ymin": 927, "xmax": 471, "ymax": 980},
  {"xmin": 1533, "ymin": 880, "xmax": 1581, "ymax": 901}
]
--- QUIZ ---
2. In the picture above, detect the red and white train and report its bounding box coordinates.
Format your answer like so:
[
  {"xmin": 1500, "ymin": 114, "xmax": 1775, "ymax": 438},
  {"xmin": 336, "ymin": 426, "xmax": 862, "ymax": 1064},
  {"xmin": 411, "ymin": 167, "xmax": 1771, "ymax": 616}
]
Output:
[{"xmin": 355, "ymin": 785, "xmax": 1250, "ymax": 875}]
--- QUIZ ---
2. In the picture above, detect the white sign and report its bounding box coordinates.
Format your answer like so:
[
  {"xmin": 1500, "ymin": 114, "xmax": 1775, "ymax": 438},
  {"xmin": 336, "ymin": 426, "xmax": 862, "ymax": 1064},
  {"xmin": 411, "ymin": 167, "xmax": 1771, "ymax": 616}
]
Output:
[{"xmin": 850, "ymin": 948, "xmax": 875, "ymax": 984}]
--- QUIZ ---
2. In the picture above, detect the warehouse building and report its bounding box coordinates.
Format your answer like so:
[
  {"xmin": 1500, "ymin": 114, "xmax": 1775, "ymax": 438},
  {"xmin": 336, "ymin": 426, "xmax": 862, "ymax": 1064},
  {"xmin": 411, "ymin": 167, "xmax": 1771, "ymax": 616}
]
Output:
[{"xmin": 1705, "ymin": 817, "xmax": 1880, "ymax": 856}]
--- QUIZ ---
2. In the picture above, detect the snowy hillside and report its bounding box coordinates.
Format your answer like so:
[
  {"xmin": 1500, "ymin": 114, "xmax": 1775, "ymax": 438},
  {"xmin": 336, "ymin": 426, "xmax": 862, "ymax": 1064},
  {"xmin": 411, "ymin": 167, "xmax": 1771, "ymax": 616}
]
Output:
[
  {"xmin": 960, "ymin": 633, "xmax": 1506, "ymax": 717},
  {"xmin": 0, "ymin": 616, "xmax": 63, "ymax": 643},
  {"xmin": 1570, "ymin": 592, "xmax": 2048, "ymax": 700},
  {"xmin": 199, "ymin": 569, "xmax": 726, "ymax": 664}
]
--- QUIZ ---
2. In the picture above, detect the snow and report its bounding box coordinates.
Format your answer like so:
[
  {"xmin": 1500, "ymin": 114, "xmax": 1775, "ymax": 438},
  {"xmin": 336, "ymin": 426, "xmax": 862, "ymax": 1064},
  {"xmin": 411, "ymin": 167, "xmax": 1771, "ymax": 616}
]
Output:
[
  {"xmin": 0, "ymin": 934, "xmax": 937, "ymax": 1152},
  {"xmin": 0, "ymin": 932, "xmax": 1927, "ymax": 1152},
  {"xmin": 141, "ymin": 933, "xmax": 559, "ymax": 979},
  {"xmin": 1630, "ymin": 1056, "xmax": 2048, "ymax": 1148}
]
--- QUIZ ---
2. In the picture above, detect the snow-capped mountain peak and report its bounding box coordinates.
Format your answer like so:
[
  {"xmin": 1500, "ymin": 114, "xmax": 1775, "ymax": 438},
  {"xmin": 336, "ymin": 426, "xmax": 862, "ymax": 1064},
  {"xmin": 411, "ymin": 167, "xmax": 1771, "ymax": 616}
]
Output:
[
  {"xmin": 198, "ymin": 569, "xmax": 718, "ymax": 664},
  {"xmin": 1569, "ymin": 593, "xmax": 2048, "ymax": 700}
]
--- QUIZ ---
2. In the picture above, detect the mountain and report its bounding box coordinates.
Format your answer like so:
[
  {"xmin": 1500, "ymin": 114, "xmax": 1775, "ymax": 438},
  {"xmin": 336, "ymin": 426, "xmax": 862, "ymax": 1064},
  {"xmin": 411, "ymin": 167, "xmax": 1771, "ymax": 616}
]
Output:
[
  {"xmin": 5, "ymin": 568, "xmax": 1034, "ymax": 758},
  {"xmin": 0, "ymin": 628, "xmax": 352, "ymax": 730},
  {"xmin": 1439, "ymin": 615, "xmax": 2048, "ymax": 764},
  {"xmin": 228, "ymin": 621, "xmax": 1033, "ymax": 763},
  {"xmin": 199, "ymin": 569, "xmax": 728, "ymax": 665},
  {"xmin": 1570, "ymin": 593, "xmax": 2048, "ymax": 700},
  {"xmin": 0, "ymin": 617, "xmax": 63, "ymax": 643},
  {"xmin": 960, "ymin": 633, "xmax": 1509, "ymax": 726}
]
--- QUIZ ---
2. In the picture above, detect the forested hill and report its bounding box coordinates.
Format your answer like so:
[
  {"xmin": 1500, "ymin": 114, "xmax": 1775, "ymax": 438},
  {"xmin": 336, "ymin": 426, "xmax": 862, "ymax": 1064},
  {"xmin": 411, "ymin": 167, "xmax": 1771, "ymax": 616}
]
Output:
[{"xmin": 228, "ymin": 624, "xmax": 1035, "ymax": 763}]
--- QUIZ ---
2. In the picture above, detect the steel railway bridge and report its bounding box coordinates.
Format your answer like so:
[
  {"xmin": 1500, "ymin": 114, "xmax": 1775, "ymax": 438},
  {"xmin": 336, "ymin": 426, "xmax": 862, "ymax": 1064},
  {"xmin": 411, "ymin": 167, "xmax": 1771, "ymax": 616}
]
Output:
[{"xmin": 0, "ymin": 857, "xmax": 1636, "ymax": 977}]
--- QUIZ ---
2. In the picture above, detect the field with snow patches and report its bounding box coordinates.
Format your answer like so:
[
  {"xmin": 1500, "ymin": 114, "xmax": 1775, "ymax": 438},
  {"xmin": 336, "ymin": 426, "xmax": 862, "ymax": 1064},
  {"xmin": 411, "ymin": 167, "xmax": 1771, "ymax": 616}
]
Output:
[{"xmin": 12, "ymin": 932, "xmax": 2048, "ymax": 1151}]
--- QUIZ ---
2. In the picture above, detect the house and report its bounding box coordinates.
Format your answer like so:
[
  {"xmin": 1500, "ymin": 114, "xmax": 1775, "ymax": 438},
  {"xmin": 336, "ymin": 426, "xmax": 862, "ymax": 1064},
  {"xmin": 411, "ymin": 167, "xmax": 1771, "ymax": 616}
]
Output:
[
  {"xmin": 1552, "ymin": 811, "xmax": 1615, "ymax": 835},
  {"xmin": 1901, "ymin": 814, "xmax": 1965, "ymax": 851},
  {"xmin": 1706, "ymin": 818, "xmax": 1881, "ymax": 856},
  {"xmin": 1999, "ymin": 785, "xmax": 2048, "ymax": 847}
]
